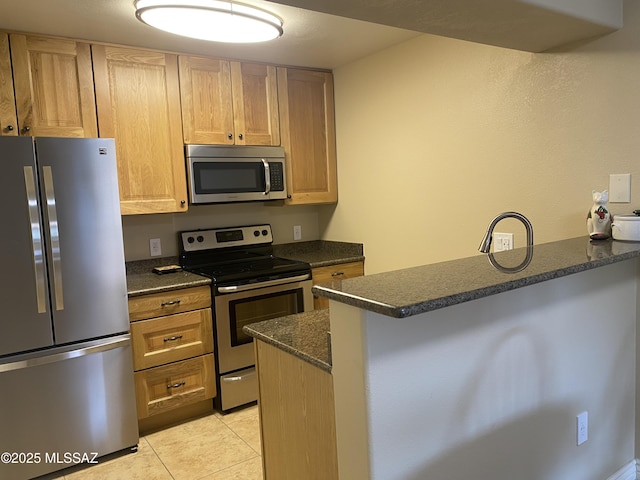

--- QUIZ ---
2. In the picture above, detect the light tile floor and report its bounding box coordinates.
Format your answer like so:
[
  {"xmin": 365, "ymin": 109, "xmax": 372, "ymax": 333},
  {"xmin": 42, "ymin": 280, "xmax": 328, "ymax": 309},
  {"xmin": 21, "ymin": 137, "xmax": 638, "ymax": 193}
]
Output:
[{"xmin": 47, "ymin": 406, "xmax": 263, "ymax": 480}]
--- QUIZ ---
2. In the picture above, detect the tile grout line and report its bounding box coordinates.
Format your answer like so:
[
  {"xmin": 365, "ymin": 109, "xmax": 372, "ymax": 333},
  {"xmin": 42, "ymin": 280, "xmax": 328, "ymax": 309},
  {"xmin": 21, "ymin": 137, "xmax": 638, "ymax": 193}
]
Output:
[{"xmin": 142, "ymin": 435, "xmax": 178, "ymax": 480}]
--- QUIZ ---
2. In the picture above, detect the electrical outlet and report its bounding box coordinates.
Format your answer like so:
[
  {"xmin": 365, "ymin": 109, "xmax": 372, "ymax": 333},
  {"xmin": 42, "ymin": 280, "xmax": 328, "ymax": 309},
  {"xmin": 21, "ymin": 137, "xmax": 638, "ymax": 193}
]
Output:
[
  {"xmin": 493, "ymin": 232, "xmax": 513, "ymax": 252},
  {"xmin": 293, "ymin": 225, "xmax": 302, "ymax": 241},
  {"xmin": 149, "ymin": 238, "xmax": 162, "ymax": 257},
  {"xmin": 577, "ymin": 411, "xmax": 588, "ymax": 445}
]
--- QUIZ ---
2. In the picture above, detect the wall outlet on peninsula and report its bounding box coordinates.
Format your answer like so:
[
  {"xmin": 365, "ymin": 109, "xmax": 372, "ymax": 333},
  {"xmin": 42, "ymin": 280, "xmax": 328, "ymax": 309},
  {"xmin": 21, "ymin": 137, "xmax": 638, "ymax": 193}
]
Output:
[
  {"xmin": 577, "ymin": 411, "xmax": 588, "ymax": 445},
  {"xmin": 493, "ymin": 233, "xmax": 513, "ymax": 252}
]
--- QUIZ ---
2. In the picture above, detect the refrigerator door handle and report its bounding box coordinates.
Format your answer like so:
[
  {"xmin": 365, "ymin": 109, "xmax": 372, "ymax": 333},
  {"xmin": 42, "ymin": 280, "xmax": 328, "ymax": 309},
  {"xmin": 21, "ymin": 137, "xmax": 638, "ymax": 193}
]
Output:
[
  {"xmin": 23, "ymin": 166, "xmax": 47, "ymax": 314},
  {"xmin": 42, "ymin": 166, "xmax": 64, "ymax": 311},
  {"xmin": 0, "ymin": 335, "xmax": 131, "ymax": 373}
]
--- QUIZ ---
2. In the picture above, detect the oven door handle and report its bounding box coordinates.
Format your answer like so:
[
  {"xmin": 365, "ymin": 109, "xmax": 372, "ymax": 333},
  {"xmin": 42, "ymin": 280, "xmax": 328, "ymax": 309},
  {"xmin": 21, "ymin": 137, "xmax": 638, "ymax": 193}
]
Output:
[{"xmin": 217, "ymin": 273, "xmax": 311, "ymax": 294}]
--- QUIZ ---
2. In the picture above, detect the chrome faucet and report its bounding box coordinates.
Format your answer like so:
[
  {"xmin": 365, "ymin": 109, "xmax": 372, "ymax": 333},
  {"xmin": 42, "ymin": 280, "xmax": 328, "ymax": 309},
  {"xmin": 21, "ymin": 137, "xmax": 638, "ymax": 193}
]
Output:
[{"xmin": 479, "ymin": 212, "xmax": 534, "ymax": 253}]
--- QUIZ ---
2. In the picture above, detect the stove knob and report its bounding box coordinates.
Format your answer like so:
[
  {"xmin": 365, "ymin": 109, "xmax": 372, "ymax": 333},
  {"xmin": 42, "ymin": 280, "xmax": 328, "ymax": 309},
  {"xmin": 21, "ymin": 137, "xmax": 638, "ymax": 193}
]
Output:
[
  {"xmin": 262, "ymin": 229, "xmax": 268, "ymax": 236},
  {"xmin": 187, "ymin": 236, "xmax": 195, "ymax": 244},
  {"xmin": 254, "ymin": 230, "xmax": 260, "ymax": 237},
  {"xmin": 197, "ymin": 235, "xmax": 204, "ymax": 242}
]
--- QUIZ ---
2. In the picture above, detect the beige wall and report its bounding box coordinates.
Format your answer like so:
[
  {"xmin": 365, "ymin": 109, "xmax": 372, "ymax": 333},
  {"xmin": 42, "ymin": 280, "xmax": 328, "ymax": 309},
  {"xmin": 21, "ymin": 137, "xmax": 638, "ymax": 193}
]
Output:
[
  {"xmin": 122, "ymin": 203, "xmax": 326, "ymax": 261},
  {"xmin": 323, "ymin": 0, "xmax": 640, "ymax": 274}
]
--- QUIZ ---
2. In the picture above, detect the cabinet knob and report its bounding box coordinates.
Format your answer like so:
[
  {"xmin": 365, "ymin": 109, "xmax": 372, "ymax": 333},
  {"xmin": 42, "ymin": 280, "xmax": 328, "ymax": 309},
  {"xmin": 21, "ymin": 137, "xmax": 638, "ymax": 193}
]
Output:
[
  {"xmin": 238, "ymin": 133, "xmax": 243, "ymax": 140},
  {"xmin": 227, "ymin": 133, "xmax": 233, "ymax": 139},
  {"xmin": 180, "ymin": 199, "xmax": 186, "ymax": 206},
  {"xmin": 22, "ymin": 126, "xmax": 30, "ymax": 133},
  {"xmin": 6, "ymin": 125, "xmax": 14, "ymax": 132}
]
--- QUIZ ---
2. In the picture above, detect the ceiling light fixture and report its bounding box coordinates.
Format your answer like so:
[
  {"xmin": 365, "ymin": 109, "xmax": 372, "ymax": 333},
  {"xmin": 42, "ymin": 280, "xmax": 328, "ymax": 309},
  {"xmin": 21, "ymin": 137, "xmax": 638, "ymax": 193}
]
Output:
[{"xmin": 134, "ymin": 0, "xmax": 283, "ymax": 43}]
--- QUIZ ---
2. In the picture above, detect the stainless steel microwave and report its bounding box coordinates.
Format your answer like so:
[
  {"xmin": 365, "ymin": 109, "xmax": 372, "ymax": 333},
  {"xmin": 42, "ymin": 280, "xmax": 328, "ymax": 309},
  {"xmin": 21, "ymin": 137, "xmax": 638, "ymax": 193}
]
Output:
[{"xmin": 186, "ymin": 145, "xmax": 288, "ymax": 204}]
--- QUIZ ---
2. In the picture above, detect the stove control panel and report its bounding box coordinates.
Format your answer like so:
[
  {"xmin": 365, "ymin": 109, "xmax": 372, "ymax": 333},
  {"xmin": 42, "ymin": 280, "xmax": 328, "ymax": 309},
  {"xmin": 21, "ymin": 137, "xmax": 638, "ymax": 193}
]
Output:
[{"xmin": 180, "ymin": 224, "xmax": 273, "ymax": 251}]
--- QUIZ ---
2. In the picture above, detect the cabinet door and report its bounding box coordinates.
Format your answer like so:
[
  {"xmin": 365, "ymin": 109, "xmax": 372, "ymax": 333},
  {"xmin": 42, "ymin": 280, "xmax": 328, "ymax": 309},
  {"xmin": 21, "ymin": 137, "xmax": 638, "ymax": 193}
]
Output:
[
  {"xmin": 93, "ymin": 45, "xmax": 188, "ymax": 214},
  {"xmin": 230, "ymin": 62, "xmax": 280, "ymax": 146},
  {"xmin": 10, "ymin": 34, "xmax": 97, "ymax": 137},
  {"xmin": 0, "ymin": 34, "xmax": 17, "ymax": 136},
  {"xmin": 278, "ymin": 68, "xmax": 337, "ymax": 204},
  {"xmin": 179, "ymin": 55, "xmax": 234, "ymax": 145}
]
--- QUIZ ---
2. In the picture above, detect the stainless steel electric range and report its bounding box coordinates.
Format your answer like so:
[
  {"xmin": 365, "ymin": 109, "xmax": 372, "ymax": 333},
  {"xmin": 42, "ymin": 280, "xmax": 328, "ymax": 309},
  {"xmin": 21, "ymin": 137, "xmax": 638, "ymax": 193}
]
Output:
[{"xmin": 179, "ymin": 224, "xmax": 313, "ymax": 412}]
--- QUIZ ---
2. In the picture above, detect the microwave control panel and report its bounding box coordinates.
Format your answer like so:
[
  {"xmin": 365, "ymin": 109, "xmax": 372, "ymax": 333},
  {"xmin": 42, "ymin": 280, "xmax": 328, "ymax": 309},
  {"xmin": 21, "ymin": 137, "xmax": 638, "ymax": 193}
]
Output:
[{"xmin": 269, "ymin": 162, "xmax": 285, "ymax": 192}]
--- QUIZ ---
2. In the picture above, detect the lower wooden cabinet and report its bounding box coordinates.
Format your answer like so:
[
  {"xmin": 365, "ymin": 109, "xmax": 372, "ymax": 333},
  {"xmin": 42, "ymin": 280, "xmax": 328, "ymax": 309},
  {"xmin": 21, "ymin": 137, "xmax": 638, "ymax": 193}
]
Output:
[
  {"xmin": 128, "ymin": 285, "xmax": 211, "ymax": 321},
  {"xmin": 134, "ymin": 353, "xmax": 215, "ymax": 419},
  {"xmin": 128, "ymin": 286, "xmax": 215, "ymax": 431},
  {"xmin": 130, "ymin": 309, "xmax": 213, "ymax": 371},
  {"xmin": 312, "ymin": 261, "xmax": 364, "ymax": 309}
]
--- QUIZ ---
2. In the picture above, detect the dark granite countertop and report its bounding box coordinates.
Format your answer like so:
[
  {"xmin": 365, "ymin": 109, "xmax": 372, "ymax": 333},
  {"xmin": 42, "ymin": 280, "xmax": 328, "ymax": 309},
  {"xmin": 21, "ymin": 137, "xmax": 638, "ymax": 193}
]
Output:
[
  {"xmin": 273, "ymin": 240, "xmax": 364, "ymax": 268},
  {"xmin": 313, "ymin": 236, "xmax": 640, "ymax": 319},
  {"xmin": 243, "ymin": 309, "xmax": 332, "ymax": 372},
  {"xmin": 126, "ymin": 240, "xmax": 363, "ymax": 297},
  {"xmin": 126, "ymin": 257, "xmax": 210, "ymax": 297}
]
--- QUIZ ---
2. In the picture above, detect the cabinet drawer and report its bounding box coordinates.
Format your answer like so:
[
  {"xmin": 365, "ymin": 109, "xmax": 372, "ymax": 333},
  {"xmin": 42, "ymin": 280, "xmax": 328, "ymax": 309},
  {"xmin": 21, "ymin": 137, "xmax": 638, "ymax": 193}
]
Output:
[
  {"xmin": 312, "ymin": 261, "xmax": 364, "ymax": 310},
  {"xmin": 312, "ymin": 261, "xmax": 364, "ymax": 284},
  {"xmin": 134, "ymin": 354, "xmax": 216, "ymax": 419},
  {"xmin": 128, "ymin": 286, "xmax": 211, "ymax": 321},
  {"xmin": 131, "ymin": 309, "xmax": 213, "ymax": 370}
]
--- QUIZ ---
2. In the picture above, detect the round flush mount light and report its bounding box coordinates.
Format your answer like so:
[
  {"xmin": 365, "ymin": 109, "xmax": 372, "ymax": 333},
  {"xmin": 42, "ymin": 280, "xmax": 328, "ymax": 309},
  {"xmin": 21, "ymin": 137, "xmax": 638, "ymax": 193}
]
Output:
[{"xmin": 134, "ymin": 0, "xmax": 284, "ymax": 43}]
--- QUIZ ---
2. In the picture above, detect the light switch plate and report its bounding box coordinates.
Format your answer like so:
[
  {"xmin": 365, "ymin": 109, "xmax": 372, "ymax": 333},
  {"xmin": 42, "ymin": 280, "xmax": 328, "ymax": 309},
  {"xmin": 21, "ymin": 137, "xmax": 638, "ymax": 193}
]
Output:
[{"xmin": 609, "ymin": 174, "xmax": 631, "ymax": 203}]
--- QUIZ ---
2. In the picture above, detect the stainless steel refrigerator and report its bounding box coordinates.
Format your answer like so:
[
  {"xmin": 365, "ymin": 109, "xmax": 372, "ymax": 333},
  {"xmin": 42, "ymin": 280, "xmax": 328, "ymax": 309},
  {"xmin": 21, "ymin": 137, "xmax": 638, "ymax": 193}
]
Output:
[{"xmin": 0, "ymin": 137, "xmax": 138, "ymax": 479}]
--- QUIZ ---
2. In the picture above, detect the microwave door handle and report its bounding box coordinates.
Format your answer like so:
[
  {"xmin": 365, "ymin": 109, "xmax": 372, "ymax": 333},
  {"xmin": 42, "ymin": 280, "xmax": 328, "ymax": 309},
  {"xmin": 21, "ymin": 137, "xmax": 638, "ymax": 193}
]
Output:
[{"xmin": 262, "ymin": 159, "xmax": 271, "ymax": 195}]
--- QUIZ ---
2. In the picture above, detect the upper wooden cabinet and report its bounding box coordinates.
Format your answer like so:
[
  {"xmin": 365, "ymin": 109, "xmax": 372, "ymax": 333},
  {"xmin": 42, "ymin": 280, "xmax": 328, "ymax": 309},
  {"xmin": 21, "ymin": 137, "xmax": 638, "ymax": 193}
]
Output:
[
  {"xmin": 179, "ymin": 56, "xmax": 280, "ymax": 146},
  {"xmin": 7, "ymin": 34, "xmax": 97, "ymax": 138},
  {"xmin": 92, "ymin": 45, "xmax": 188, "ymax": 215},
  {"xmin": 278, "ymin": 68, "xmax": 337, "ymax": 205},
  {"xmin": 0, "ymin": 34, "xmax": 17, "ymax": 136}
]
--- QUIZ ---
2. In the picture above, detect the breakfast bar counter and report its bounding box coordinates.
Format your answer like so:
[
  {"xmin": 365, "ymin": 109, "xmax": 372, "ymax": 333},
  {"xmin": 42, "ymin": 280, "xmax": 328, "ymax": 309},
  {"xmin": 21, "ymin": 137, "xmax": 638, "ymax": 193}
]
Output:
[
  {"xmin": 312, "ymin": 236, "xmax": 640, "ymax": 318},
  {"xmin": 311, "ymin": 236, "xmax": 640, "ymax": 480}
]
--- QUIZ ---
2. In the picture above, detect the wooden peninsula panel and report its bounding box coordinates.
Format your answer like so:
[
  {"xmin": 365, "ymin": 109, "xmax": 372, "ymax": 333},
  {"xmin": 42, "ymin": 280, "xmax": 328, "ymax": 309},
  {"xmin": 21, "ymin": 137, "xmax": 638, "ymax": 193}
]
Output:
[{"xmin": 255, "ymin": 340, "xmax": 338, "ymax": 480}]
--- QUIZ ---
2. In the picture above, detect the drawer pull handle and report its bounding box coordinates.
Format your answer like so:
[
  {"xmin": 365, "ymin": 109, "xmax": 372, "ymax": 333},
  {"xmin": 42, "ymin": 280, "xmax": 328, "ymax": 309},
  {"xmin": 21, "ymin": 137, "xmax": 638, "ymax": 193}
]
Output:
[
  {"xmin": 222, "ymin": 370, "xmax": 256, "ymax": 382},
  {"xmin": 167, "ymin": 381, "xmax": 186, "ymax": 389},
  {"xmin": 161, "ymin": 299, "xmax": 181, "ymax": 307},
  {"xmin": 331, "ymin": 271, "xmax": 345, "ymax": 277},
  {"xmin": 163, "ymin": 335, "xmax": 183, "ymax": 342}
]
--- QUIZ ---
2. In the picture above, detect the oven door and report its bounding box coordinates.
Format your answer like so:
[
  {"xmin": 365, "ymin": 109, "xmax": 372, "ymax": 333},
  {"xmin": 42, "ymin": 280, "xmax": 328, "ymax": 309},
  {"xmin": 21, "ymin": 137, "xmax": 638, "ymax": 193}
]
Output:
[{"xmin": 214, "ymin": 276, "xmax": 313, "ymax": 375}]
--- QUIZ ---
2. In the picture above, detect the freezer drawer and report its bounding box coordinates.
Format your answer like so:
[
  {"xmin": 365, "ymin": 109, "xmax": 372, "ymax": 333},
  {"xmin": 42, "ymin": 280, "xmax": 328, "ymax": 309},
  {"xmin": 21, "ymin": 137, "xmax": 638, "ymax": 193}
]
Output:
[{"xmin": 0, "ymin": 335, "xmax": 139, "ymax": 480}]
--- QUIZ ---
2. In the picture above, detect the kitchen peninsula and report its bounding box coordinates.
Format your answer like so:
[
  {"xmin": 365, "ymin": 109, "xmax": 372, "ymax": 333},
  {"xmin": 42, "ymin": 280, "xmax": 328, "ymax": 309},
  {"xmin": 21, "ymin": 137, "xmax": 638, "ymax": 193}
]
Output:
[{"xmin": 247, "ymin": 237, "xmax": 640, "ymax": 480}]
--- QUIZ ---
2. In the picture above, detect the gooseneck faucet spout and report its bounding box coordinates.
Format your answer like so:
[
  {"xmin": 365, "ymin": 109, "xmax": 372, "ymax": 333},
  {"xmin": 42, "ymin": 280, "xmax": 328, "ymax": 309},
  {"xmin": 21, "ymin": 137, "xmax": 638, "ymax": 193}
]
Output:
[{"xmin": 479, "ymin": 212, "xmax": 534, "ymax": 253}]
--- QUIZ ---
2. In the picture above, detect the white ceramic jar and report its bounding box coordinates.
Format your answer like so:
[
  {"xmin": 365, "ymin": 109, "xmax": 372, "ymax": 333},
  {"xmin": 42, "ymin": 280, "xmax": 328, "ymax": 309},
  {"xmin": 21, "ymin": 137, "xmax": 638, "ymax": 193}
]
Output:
[{"xmin": 611, "ymin": 214, "xmax": 640, "ymax": 241}]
